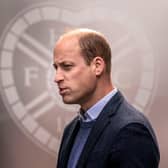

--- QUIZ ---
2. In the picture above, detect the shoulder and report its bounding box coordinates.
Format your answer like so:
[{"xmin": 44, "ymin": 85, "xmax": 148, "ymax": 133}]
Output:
[
  {"xmin": 106, "ymin": 91, "xmax": 150, "ymax": 125},
  {"xmin": 107, "ymin": 92, "xmax": 159, "ymax": 147},
  {"xmin": 110, "ymin": 123, "xmax": 160, "ymax": 167},
  {"xmin": 114, "ymin": 96, "xmax": 153, "ymax": 131}
]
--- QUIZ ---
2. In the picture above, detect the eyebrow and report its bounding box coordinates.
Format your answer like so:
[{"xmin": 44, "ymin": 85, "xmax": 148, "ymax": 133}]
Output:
[{"xmin": 53, "ymin": 60, "xmax": 75, "ymax": 69}]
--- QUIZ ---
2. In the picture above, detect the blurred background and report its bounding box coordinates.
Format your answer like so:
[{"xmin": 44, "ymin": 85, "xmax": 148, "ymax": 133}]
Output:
[{"xmin": 0, "ymin": 0, "xmax": 167, "ymax": 167}]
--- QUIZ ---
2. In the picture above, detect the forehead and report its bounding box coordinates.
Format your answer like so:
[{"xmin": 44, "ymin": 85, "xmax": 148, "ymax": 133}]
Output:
[
  {"xmin": 55, "ymin": 35, "xmax": 80, "ymax": 52},
  {"xmin": 54, "ymin": 36, "xmax": 82, "ymax": 62}
]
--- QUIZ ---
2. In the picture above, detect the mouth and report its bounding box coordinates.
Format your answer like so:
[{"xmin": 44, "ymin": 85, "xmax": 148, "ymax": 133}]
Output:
[{"xmin": 59, "ymin": 87, "xmax": 69, "ymax": 95}]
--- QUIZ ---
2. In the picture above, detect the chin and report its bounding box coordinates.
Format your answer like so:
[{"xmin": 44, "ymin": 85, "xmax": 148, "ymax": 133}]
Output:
[
  {"xmin": 62, "ymin": 94, "xmax": 83, "ymax": 105},
  {"xmin": 62, "ymin": 98, "xmax": 78, "ymax": 104}
]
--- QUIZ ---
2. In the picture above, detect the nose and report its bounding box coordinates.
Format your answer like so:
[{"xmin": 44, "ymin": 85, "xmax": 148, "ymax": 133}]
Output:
[{"xmin": 54, "ymin": 69, "xmax": 64, "ymax": 83}]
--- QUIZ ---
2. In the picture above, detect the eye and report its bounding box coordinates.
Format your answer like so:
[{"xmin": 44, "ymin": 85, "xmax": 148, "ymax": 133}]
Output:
[
  {"xmin": 63, "ymin": 64, "xmax": 73, "ymax": 70},
  {"xmin": 62, "ymin": 63, "xmax": 74, "ymax": 71}
]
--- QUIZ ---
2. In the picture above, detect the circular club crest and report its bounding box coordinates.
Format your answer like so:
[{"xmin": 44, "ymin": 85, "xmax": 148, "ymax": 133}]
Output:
[{"xmin": 0, "ymin": 3, "xmax": 158, "ymax": 156}]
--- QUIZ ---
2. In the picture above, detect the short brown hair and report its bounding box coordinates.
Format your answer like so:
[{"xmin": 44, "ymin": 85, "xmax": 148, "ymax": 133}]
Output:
[{"xmin": 78, "ymin": 30, "xmax": 111, "ymax": 74}]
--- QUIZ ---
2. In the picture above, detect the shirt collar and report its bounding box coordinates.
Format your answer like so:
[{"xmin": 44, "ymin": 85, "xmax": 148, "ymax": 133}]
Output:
[{"xmin": 79, "ymin": 88, "xmax": 118, "ymax": 122}]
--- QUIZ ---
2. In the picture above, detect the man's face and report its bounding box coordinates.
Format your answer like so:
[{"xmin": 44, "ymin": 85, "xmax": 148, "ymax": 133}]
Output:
[{"xmin": 53, "ymin": 36, "xmax": 97, "ymax": 106}]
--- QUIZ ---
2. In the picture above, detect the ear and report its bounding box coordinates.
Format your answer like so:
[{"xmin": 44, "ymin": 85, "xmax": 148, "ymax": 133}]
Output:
[{"xmin": 92, "ymin": 56, "xmax": 105, "ymax": 76}]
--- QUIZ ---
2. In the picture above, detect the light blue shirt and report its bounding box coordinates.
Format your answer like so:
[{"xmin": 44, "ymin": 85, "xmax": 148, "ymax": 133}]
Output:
[{"xmin": 80, "ymin": 88, "xmax": 118, "ymax": 122}]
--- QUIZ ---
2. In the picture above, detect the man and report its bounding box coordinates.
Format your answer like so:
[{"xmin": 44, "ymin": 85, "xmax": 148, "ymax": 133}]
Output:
[{"xmin": 53, "ymin": 28, "xmax": 160, "ymax": 168}]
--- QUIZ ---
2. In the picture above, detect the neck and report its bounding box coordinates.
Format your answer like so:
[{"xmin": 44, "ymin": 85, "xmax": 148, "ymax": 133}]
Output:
[{"xmin": 81, "ymin": 79, "xmax": 114, "ymax": 111}]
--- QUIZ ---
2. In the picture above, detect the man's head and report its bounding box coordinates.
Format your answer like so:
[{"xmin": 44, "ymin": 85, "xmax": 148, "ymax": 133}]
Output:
[
  {"xmin": 53, "ymin": 28, "xmax": 113, "ymax": 109},
  {"xmin": 58, "ymin": 28, "xmax": 112, "ymax": 74}
]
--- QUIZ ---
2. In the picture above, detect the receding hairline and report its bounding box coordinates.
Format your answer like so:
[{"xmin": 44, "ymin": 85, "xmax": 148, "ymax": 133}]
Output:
[{"xmin": 58, "ymin": 28, "xmax": 106, "ymax": 41}]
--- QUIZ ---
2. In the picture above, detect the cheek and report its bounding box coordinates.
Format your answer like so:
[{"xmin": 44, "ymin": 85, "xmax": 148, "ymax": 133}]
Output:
[
  {"xmin": 66, "ymin": 66, "xmax": 96, "ymax": 90},
  {"xmin": 75, "ymin": 72, "xmax": 96, "ymax": 91}
]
